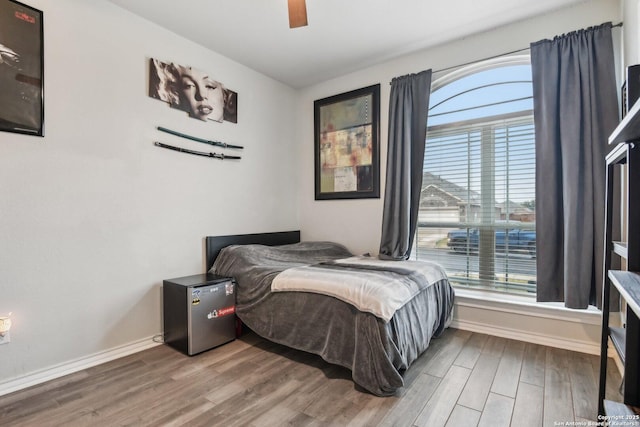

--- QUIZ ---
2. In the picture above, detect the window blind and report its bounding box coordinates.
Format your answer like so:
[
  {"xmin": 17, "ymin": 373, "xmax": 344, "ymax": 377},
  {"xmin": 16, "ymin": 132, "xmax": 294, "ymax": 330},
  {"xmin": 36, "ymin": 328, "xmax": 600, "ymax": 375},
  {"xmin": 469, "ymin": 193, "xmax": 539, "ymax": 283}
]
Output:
[{"xmin": 415, "ymin": 114, "xmax": 536, "ymax": 294}]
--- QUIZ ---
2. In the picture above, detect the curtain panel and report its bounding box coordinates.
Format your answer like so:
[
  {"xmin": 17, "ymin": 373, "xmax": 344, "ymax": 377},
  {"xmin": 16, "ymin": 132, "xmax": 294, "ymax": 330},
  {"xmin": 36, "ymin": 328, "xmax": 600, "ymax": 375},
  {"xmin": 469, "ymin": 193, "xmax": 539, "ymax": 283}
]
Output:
[
  {"xmin": 379, "ymin": 70, "xmax": 432, "ymax": 260},
  {"xmin": 531, "ymin": 22, "xmax": 618, "ymax": 308}
]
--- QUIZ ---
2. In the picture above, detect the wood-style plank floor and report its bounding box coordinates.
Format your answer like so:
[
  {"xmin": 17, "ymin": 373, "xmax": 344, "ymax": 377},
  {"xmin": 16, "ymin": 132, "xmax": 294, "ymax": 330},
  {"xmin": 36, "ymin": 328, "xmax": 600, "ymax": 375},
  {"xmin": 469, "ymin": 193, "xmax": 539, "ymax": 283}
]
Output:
[{"xmin": 0, "ymin": 329, "xmax": 623, "ymax": 426}]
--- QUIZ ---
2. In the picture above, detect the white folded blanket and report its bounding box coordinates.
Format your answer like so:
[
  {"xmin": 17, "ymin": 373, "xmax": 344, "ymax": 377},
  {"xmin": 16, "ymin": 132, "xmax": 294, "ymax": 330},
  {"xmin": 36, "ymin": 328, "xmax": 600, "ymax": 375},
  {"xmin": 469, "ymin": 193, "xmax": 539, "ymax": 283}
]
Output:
[{"xmin": 271, "ymin": 256, "xmax": 448, "ymax": 322}]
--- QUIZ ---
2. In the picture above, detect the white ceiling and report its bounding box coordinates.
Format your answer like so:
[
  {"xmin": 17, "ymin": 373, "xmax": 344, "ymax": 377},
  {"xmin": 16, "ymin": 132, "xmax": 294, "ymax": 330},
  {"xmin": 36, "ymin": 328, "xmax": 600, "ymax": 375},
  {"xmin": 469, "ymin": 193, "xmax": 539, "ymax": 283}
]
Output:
[{"xmin": 107, "ymin": 0, "xmax": 586, "ymax": 88}]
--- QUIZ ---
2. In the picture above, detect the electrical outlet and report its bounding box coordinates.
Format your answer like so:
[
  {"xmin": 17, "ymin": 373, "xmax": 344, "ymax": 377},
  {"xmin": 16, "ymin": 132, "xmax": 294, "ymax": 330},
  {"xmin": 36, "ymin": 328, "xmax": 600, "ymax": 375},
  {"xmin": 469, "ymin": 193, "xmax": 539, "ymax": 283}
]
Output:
[{"xmin": 0, "ymin": 332, "xmax": 10, "ymax": 345}]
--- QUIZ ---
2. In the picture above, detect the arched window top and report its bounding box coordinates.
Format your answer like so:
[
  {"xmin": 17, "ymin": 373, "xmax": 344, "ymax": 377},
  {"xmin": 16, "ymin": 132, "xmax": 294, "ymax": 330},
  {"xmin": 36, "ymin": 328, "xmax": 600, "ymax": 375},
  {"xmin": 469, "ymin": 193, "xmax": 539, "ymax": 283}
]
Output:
[{"xmin": 428, "ymin": 55, "xmax": 532, "ymax": 127}]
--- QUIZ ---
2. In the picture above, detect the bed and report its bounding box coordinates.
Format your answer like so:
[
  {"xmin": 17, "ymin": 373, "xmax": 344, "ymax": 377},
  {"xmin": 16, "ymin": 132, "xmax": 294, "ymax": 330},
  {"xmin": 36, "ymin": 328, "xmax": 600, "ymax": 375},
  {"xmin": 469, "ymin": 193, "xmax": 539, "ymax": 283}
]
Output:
[{"xmin": 205, "ymin": 230, "xmax": 454, "ymax": 396}]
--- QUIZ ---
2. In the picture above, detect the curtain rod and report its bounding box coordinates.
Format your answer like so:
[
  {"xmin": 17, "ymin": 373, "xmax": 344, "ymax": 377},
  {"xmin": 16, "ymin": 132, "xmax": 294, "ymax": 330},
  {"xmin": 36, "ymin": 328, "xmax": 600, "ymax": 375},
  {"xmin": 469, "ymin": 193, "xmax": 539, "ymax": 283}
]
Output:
[
  {"xmin": 432, "ymin": 47, "xmax": 530, "ymax": 75},
  {"xmin": 424, "ymin": 21, "xmax": 624, "ymax": 76}
]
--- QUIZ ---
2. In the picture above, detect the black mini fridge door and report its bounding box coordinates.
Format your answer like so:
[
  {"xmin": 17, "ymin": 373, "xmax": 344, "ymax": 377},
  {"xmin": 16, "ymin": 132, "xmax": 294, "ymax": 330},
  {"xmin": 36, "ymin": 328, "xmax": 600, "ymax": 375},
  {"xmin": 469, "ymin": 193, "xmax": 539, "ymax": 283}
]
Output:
[{"xmin": 187, "ymin": 281, "xmax": 236, "ymax": 355}]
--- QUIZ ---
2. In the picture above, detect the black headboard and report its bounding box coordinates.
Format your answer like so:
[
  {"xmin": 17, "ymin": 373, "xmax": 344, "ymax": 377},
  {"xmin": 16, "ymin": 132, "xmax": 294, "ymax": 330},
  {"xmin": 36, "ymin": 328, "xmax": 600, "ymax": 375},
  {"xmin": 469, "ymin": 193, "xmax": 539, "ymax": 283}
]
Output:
[{"xmin": 205, "ymin": 230, "xmax": 301, "ymax": 271}]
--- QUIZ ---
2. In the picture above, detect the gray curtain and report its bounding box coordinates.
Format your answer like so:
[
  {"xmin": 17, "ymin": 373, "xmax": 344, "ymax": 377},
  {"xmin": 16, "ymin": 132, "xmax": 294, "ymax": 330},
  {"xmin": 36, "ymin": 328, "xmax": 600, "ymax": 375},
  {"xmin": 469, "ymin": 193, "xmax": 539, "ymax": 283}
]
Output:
[
  {"xmin": 379, "ymin": 70, "xmax": 432, "ymax": 260},
  {"xmin": 531, "ymin": 22, "xmax": 618, "ymax": 308}
]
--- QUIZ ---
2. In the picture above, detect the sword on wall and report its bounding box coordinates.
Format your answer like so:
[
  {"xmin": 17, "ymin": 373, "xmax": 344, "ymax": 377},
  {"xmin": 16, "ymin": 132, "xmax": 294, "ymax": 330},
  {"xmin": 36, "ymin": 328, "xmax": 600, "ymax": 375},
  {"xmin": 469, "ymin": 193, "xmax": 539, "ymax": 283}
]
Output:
[
  {"xmin": 157, "ymin": 126, "xmax": 244, "ymax": 150},
  {"xmin": 154, "ymin": 142, "xmax": 241, "ymax": 160}
]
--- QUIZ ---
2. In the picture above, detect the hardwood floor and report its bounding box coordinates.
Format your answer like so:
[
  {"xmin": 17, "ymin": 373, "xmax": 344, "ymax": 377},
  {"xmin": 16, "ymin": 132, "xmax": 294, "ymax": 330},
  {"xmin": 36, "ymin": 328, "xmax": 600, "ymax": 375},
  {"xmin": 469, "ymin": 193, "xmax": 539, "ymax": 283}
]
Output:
[{"xmin": 0, "ymin": 329, "xmax": 623, "ymax": 426}]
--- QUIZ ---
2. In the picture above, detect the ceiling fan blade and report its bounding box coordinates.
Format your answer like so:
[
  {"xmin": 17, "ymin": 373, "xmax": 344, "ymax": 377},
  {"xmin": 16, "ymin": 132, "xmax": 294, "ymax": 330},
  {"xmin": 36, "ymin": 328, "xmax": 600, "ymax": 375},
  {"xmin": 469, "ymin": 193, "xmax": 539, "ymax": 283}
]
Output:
[{"xmin": 288, "ymin": 0, "xmax": 308, "ymax": 28}]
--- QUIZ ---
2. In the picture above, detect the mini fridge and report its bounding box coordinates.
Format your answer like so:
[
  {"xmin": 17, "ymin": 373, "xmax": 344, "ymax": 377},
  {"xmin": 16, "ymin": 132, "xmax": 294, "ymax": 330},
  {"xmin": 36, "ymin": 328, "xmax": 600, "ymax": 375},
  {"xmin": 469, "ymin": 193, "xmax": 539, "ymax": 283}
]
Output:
[{"xmin": 163, "ymin": 273, "xmax": 236, "ymax": 356}]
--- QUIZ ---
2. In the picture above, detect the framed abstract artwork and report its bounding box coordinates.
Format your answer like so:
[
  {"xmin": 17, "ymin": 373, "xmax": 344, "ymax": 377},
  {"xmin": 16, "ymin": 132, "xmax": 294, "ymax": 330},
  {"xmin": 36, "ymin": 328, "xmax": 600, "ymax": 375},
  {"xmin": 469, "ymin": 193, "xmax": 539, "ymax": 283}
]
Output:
[
  {"xmin": 0, "ymin": 0, "xmax": 44, "ymax": 136},
  {"xmin": 314, "ymin": 84, "xmax": 380, "ymax": 200}
]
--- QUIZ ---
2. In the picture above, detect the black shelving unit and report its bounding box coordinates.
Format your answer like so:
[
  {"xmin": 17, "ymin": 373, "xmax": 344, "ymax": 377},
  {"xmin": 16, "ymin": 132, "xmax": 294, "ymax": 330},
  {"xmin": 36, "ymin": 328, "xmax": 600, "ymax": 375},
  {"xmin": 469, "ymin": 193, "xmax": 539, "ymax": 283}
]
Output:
[{"xmin": 598, "ymin": 99, "xmax": 640, "ymax": 418}]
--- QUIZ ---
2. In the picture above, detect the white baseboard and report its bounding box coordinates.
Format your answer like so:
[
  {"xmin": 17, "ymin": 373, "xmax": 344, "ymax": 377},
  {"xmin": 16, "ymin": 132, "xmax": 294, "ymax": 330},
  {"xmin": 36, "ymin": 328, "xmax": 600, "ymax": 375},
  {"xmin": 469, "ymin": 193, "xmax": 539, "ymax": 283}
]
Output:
[
  {"xmin": 452, "ymin": 288, "xmax": 602, "ymax": 355},
  {"xmin": 0, "ymin": 336, "xmax": 161, "ymax": 397},
  {"xmin": 453, "ymin": 315, "xmax": 622, "ymax": 376},
  {"xmin": 451, "ymin": 318, "xmax": 601, "ymax": 355}
]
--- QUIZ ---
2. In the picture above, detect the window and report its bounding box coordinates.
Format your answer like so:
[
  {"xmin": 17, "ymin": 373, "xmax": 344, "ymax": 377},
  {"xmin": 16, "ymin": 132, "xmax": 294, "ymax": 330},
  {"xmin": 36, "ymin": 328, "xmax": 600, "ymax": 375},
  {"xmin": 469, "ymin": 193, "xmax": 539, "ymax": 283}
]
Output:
[{"xmin": 414, "ymin": 57, "xmax": 536, "ymax": 295}]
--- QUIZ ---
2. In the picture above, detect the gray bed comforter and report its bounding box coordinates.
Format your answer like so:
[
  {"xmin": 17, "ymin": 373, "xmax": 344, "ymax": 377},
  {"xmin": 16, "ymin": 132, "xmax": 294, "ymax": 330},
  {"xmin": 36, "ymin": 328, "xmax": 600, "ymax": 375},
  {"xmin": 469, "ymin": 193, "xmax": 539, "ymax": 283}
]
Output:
[{"xmin": 211, "ymin": 241, "xmax": 454, "ymax": 396}]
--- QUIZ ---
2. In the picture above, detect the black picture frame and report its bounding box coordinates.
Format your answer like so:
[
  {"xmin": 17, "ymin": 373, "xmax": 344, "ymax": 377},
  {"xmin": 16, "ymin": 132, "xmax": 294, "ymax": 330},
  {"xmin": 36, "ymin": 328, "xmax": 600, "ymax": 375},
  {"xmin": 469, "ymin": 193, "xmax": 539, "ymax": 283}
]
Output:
[
  {"xmin": 0, "ymin": 0, "xmax": 44, "ymax": 137},
  {"xmin": 314, "ymin": 84, "xmax": 380, "ymax": 200}
]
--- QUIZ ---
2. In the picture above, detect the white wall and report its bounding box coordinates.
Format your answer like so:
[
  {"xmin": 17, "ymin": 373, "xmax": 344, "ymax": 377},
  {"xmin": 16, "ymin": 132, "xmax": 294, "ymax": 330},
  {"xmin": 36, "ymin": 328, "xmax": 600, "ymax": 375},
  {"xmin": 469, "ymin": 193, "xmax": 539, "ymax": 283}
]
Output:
[
  {"xmin": 297, "ymin": 0, "xmax": 621, "ymax": 256},
  {"xmin": 622, "ymin": 0, "xmax": 640, "ymax": 66},
  {"xmin": 0, "ymin": 0, "xmax": 298, "ymax": 385}
]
